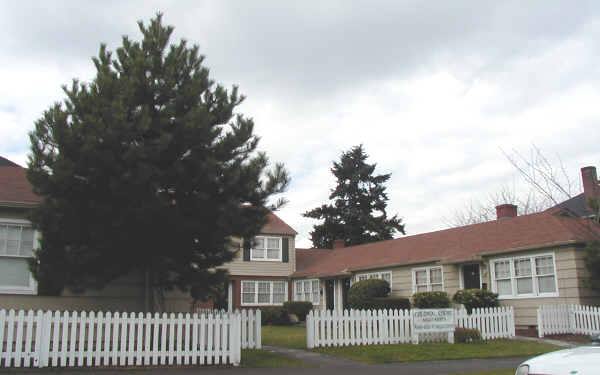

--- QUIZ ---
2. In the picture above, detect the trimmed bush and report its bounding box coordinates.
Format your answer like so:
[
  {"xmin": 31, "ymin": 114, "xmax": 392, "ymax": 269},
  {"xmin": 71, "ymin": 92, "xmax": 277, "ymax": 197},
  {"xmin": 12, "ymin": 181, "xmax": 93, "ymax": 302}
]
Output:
[
  {"xmin": 454, "ymin": 327, "xmax": 482, "ymax": 343},
  {"xmin": 260, "ymin": 307, "xmax": 291, "ymax": 325},
  {"xmin": 283, "ymin": 301, "xmax": 313, "ymax": 322},
  {"xmin": 452, "ymin": 289, "xmax": 499, "ymax": 314},
  {"xmin": 347, "ymin": 279, "xmax": 391, "ymax": 309},
  {"xmin": 364, "ymin": 297, "xmax": 411, "ymax": 311},
  {"xmin": 411, "ymin": 291, "xmax": 451, "ymax": 308}
]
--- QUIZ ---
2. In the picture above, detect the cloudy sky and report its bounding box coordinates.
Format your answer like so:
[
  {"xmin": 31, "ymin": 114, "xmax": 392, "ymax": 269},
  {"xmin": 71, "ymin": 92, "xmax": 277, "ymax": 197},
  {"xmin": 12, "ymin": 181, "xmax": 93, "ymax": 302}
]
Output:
[{"xmin": 2, "ymin": 1, "xmax": 600, "ymax": 247}]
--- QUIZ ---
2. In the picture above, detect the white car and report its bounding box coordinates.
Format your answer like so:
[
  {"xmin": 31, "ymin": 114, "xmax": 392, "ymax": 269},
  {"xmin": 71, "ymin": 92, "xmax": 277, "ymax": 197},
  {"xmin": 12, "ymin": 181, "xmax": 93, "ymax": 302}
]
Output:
[{"xmin": 515, "ymin": 335, "xmax": 600, "ymax": 375}]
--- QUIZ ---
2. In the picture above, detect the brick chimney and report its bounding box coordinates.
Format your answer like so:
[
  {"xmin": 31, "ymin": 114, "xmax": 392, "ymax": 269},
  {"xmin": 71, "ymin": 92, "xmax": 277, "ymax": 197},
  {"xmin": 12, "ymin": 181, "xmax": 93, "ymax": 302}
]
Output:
[
  {"xmin": 581, "ymin": 166, "xmax": 600, "ymax": 209},
  {"xmin": 496, "ymin": 204, "xmax": 517, "ymax": 220},
  {"xmin": 333, "ymin": 239, "xmax": 345, "ymax": 249}
]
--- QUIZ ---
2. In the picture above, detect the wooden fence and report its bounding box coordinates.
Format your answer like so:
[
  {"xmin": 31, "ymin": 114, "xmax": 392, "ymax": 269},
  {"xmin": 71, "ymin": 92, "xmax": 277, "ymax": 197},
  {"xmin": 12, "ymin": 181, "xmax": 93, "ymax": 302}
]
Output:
[
  {"xmin": 306, "ymin": 307, "xmax": 515, "ymax": 348},
  {"xmin": 0, "ymin": 309, "xmax": 260, "ymax": 368},
  {"xmin": 538, "ymin": 304, "xmax": 600, "ymax": 337}
]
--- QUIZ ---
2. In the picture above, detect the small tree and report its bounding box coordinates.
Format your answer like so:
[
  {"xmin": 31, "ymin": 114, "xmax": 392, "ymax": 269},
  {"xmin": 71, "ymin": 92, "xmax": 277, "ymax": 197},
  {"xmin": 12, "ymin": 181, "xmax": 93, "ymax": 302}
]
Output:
[
  {"xmin": 303, "ymin": 145, "xmax": 404, "ymax": 248},
  {"xmin": 584, "ymin": 240, "xmax": 600, "ymax": 291},
  {"xmin": 27, "ymin": 14, "xmax": 289, "ymax": 311}
]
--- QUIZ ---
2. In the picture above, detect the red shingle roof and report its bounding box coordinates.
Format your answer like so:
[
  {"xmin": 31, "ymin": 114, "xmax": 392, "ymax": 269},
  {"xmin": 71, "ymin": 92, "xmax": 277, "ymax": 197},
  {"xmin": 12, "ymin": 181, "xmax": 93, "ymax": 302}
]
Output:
[
  {"xmin": 262, "ymin": 212, "xmax": 298, "ymax": 235},
  {"xmin": 293, "ymin": 210, "xmax": 600, "ymax": 278},
  {"xmin": 0, "ymin": 163, "xmax": 41, "ymax": 205}
]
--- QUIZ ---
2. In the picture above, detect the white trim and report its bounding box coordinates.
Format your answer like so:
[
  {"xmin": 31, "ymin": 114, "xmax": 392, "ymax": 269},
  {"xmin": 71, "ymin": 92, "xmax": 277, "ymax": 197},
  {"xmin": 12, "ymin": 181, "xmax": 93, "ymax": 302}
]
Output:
[
  {"xmin": 411, "ymin": 266, "xmax": 444, "ymax": 294},
  {"xmin": 0, "ymin": 219, "xmax": 38, "ymax": 295},
  {"xmin": 352, "ymin": 270, "xmax": 393, "ymax": 292},
  {"xmin": 489, "ymin": 252, "xmax": 559, "ymax": 300},
  {"xmin": 250, "ymin": 236, "xmax": 282, "ymax": 262},
  {"xmin": 293, "ymin": 279, "xmax": 320, "ymax": 305},
  {"xmin": 240, "ymin": 280, "xmax": 288, "ymax": 306},
  {"xmin": 227, "ymin": 281, "xmax": 233, "ymax": 312}
]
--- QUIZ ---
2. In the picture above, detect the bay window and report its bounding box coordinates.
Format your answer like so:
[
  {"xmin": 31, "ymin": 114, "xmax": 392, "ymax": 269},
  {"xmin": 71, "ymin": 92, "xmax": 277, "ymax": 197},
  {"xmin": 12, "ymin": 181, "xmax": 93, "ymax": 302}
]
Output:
[
  {"xmin": 241, "ymin": 280, "xmax": 288, "ymax": 305},
  {"xmin": 491, "ymin": 253, "xmax": 558, "ymax": 298}
]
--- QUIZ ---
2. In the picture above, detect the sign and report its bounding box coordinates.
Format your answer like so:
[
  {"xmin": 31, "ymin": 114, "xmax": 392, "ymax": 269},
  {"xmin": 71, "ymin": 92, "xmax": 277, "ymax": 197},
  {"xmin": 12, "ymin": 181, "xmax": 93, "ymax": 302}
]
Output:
[{"xmin": 411, "ymin": 308, "xmax": 455, "ymax": 344}]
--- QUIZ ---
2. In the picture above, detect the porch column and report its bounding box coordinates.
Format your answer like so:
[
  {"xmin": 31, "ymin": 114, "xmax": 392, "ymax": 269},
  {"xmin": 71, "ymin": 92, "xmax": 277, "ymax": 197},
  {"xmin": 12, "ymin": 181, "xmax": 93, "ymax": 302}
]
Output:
[{"xmin": 228, "ymin": 280, "xmax": 233, "ymax": 312}]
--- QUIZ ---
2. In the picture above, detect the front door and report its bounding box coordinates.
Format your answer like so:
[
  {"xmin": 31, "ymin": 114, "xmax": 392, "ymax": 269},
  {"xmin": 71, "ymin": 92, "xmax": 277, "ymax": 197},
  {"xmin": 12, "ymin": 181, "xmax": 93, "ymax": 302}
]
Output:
[
  {"xmin": 463, "ymin": 264, "xmax": 481, "ymax": 289},
  {"xmin": 325, "ymin": 280, "xmax": 335, "ymax": 310}
]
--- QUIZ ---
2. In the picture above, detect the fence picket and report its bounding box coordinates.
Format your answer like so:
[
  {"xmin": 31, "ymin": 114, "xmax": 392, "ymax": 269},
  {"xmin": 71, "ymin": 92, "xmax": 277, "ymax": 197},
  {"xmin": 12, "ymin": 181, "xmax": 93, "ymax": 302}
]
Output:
[{"xmin": 537, "ymin": 304, "xmax": 600, "ymax": 337}]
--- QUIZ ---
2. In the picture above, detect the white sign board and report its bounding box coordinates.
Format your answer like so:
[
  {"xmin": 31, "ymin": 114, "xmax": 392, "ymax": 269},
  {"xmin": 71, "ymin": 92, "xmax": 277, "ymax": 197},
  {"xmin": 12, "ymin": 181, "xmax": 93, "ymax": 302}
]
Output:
[{"xmin": 411, "ymin": 308, "xmax": 455, "ymax": 344}]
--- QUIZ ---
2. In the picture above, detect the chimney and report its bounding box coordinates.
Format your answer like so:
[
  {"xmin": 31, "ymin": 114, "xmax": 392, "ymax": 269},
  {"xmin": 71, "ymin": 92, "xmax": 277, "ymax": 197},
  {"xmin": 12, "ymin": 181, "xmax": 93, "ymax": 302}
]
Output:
[
  {"xmin": 581, "ymin": 166, "xmax": 600, "ymax": 209},
  {"xmin": 333, "ymin": 239, "xmax": 345, "ymax": 249},
  {"xmin": 496, "ymin": 204, "xmax": 517, "ymax": 220}
]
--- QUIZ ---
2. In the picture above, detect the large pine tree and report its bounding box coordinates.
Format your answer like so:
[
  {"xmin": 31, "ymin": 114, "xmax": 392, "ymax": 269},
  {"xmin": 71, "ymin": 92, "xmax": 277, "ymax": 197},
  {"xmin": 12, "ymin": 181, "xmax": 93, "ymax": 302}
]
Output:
[
  {"xmin": 27, "ymin": 14, "xmax": 289, "ymax": 309},
  {"xmin": 303, "ymin": 145, "xmax": 404, "ymax": 249}
]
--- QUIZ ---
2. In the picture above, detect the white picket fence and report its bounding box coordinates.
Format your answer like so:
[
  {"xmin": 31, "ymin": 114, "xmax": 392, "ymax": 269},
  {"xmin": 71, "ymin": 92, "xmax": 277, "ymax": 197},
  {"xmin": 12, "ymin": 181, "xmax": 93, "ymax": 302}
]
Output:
[
  {"xmin": 306, "ymin": 307, "xmax": 515, "ymax": 348},
  {"xmin": 538, "ymin": 304, "xmax": 600, "ymax": 337},
  {"xmin": 0, "ymin": 309, "xmax": 261, "ymax": 368}
]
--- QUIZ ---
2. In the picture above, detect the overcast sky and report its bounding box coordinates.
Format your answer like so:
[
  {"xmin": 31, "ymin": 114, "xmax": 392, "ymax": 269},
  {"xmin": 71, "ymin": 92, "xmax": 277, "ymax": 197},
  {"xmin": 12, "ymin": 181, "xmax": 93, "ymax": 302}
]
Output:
[{"xmin": 2, "ymin": 1, "xmax": 600, "ymax": 248}]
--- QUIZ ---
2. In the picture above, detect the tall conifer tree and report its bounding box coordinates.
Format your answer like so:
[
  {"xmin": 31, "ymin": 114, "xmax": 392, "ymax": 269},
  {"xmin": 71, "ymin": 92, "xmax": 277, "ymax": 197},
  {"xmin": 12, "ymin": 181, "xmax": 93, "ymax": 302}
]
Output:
[
  {"xmin": 27, "ymin": 14, "xmax": 289, "ymax": 309},
  {"xmin": 303, "ymin": 145, "xmax": 404, "ymax": 249}
]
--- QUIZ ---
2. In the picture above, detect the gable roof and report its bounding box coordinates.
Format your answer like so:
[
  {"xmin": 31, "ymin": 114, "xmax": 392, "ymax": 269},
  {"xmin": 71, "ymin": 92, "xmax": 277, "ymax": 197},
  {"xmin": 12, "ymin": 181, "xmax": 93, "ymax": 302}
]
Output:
[
  {"xmin": 262, "ymin": 212, "xmax": 298, "ymax": 235},
  {"xmin": 0, "ymin": 158, "xmax": 41, "ymax": 206},
  {"xmin": 549, "ymin": 193, "xmax": 594, "ymax": 217},
  {"xmin": 293, "ymin": 210, "xmax": 600, "ymax": 278}
]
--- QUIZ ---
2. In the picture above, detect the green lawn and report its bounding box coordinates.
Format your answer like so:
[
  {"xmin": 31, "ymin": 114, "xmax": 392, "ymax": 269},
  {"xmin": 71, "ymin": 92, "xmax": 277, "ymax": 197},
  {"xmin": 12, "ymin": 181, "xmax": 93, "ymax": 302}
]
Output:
[
  {"xmin": 241, "ymin": 349, "xmax": 315, "ymax": 367},
  {"xmin": 314, "ymin": 340, "xmax": 559, "ymax": 364},
  {"xmin": 262, "ymin": 325, "xmax": 307, "ymax": 349}
]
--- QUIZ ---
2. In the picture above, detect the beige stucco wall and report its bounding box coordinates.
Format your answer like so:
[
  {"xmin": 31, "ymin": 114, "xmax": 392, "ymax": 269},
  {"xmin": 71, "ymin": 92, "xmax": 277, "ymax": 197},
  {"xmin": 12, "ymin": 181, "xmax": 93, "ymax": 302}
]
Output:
[{"xmin": 223, "ymin": 235, "xmax": 296, "ymax": 277}]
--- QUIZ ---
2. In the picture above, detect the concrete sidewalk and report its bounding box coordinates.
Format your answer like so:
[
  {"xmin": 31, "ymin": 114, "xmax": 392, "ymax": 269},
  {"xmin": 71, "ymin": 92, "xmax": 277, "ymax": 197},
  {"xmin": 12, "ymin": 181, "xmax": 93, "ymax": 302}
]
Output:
[{"xmin": 513, "ymin": 335, "xmax": 577, "ymax": 348}]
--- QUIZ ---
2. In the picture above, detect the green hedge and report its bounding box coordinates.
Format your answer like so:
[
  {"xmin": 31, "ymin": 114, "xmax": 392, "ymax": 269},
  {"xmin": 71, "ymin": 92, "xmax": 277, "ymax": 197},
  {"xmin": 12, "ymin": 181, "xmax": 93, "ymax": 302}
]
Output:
[
  {"xmin": 454, "ymin": 327, "xmax": 482, "ymax": 343},
  {"xmin": 260, "ymin": 307, "xmax": 291, "ymax": 325},
  {"xmin": 283, "ymin": 301, "xmax": 313, "ymax": 322},
  {"xmin": 347, "ymin": 279, "xmax": 390, "ymax": 309},
  {"xmin": 361, "ymin": 297, "xmax": 411, "ymax": 311},
  {"xmin": 452, "ymin": 289, "xmax": 499, "ymax": 314},
  {"xmin": 411, "ymin": 291, "xmax": 451, "ymax": 308}
]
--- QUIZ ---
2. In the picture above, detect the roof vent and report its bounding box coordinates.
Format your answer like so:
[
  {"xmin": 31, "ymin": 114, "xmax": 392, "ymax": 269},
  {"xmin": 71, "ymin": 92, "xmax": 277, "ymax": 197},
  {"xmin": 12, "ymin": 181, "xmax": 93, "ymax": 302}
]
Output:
[{"xmin": 496, "ymin": 204, "xmax": 517, "ymax": 220}]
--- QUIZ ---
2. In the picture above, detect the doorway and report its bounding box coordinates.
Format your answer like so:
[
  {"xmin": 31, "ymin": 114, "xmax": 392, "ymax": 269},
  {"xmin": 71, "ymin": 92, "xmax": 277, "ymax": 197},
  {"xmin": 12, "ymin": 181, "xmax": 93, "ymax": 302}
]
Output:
[
  {"xmin": 325, "ymin": 280, "xmax": 335, "ymax": 310},
  {"xmin": 462, "ymin": 264, "xmax": 481, "ymax": 289}
]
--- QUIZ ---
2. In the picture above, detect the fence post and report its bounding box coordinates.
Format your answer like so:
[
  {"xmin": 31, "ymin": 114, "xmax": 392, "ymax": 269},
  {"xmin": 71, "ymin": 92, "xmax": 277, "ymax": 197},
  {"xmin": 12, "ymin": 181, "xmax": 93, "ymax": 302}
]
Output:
[
  {"xmin": 537, "ymin": 307, "xmax": 544, "ymax": 338},
  {"xmin": 231, "ymin": 311, "xmax": 241, "ymax": 366},
  {"xmin": 568, "ymin": 304, "xmax": 576, "ymax": 335},
  {"xmin": 306, "ymin": 310, "xmax": 314, "ymax": 349},
  {"xmin": 255, "ymin": 309, "xmax": 262, "ymax": 349}
]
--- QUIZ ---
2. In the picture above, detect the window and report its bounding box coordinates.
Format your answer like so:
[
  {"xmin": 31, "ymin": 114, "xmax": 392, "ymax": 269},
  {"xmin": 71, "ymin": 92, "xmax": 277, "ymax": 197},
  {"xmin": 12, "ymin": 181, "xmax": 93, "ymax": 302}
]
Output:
[
  {"xmin": 241, "ymin": 280, "xmax": 288, "ymax": 305},
  {"xmin": 0, "ymin": 221, "xmax": 37, "ymax": 294},
  {"xmin": 490, "ymin": 253, "xmax": 558, "ymax": 299},
  {"xmin": 412, "ymin": 266, "xmax": 443, "ymax": 293},
  {"xmin": 250, "ymin": 236, "xmax": 282, "ymax": 261},
  {"xmin": 353, "ymin": 271, "xmax": 393, "ymax": 292},
  {"xmin": 294, "ymin": 279, "xmax": 320, "ymax": 305}
]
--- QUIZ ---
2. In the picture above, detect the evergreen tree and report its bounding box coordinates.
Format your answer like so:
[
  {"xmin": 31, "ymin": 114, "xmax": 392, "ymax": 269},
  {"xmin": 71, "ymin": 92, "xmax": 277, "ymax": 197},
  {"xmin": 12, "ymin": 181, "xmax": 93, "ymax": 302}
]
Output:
[
  {"xmin": 303, "ymin": 145, "xmax": 404, "ymax": 248},
  {"xmin": 27, "ymin": 14, "xmax": 289, "ymax": 309}
]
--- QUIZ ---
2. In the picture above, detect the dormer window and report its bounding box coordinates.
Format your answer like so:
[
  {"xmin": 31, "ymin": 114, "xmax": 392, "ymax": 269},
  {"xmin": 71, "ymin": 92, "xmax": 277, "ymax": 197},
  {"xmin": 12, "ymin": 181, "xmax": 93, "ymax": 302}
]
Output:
[{"xmin": 251, "ymin": 236, "xmax": 282, "ymax": 261}]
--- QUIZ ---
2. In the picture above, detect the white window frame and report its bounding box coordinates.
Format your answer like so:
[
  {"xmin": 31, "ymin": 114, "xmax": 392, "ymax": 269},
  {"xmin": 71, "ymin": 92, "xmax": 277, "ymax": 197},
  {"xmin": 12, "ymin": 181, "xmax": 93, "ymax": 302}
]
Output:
[
  {"xmin": 352, "ymin": 271, "xmax": 393, "ymax": 292},
  {"xmin": 489, "ymin": 252, "xmax": 559, "ymax": 300},
  {"xmin": 250, "ymin": 236, "xmax": 282, "ymax": 262},
  {"xmin": 293, "ymin": 279, "xmax": 320, "ymax": 305},
  {"xmin": 240, "ymin": 280, "xmax": 288, "ymax": 306},
  {"xmin": 0, "ymin": 218, "xmax": 38, "ymax": 295},
  {"xmin": 411, "ymin": 266, "xmax": 444, "ymax": 294}
]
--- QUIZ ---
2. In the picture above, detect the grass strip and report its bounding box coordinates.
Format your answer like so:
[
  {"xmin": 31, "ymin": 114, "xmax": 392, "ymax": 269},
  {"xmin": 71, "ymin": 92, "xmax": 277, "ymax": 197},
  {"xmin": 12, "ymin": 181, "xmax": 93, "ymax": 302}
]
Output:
[
  {"xmin": 447, "ymin": 369, "xmax": 515, "ymax": 375},
  {"xmin": 241, "ymin": 349, "xmax": 315, "ymax": 368},
  {"xmin": 262, "ymin": 325, "xmax": 307, "ymax": 349},
  {"xmin": 314, "ymin": 340, "xmax": 559, "ymax": 364}
]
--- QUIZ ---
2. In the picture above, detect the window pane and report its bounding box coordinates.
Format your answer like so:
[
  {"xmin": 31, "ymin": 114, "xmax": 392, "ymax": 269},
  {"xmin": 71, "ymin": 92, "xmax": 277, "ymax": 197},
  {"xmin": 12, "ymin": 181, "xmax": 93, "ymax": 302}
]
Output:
[
  {"xmin": 431, "ymin": 284, "xmax": 443, "ymax": 291},
  {"xmin": 312, "ymin": 290, "xmax": 319, "ymax": 304},
  {"xmin": 242, "ymin": 282, "xmax": 255, "ymax": 293},
  {"xmin": 382, "ymin": 273, "xmax": 391, "ymax": 283},
  {"xmin": 415, "ymin": 270, "xmax": 427, "ymax": 285},
  {"xmin": 253, "ymin": 237, "xmax": 265, "ymax": 249},
  {"xmin": 494, "ymin": 261, "xmax": 510, "ymax": 279},
  {"xmin": 359, "ymin": 275, "xmax": 368, "ymax": 281},
  {"xmin": 242, "ymin": 293, "xmax": 255, "ymax": 304},
  {"xmin": 538, "ymin": 275, "xmax": 556, "ymax": 293},
  {"xmin": 273, "ymin": 281, "xmax": 285, "ymax": 293},
  {"xmin": 267, "ymin": 238, "xmax": 279, "ymax": 249},
  {"xmin": 6, "ymin": 226, "xmax": 20, "ymax": 255},
  {"xmin": 252, "ymin": 249, "xmax": 264, "ymax": 259},
  {"xmin": 312, "ymin": 280, "xmax": 319, "ymax": 291},
  {"xmin": 535, "ymin": 256, "xmax": 554, "ymax": 276},
  {"xmin": 296, "ymin": 282, "xmax": 302, "ymax": 293},
  {"xmin": 0, "ymin": 225, "xmax": 6, "ymax": 254},
  {"xmin": 516, "ymin": 277, "xmax": 533, "ymax": 294},
  {"xmin": 267, "ymin": 249, "xmax": 280, "ymax": 259},
  {"xmin": 304, "ymin": 281, "xmax": 310, "ymax": 292},
  {"xmin": 515, "ymin": 259, "xmax": 532, "ymax": 277},
  {"xmin": 20, "ymin": 228, "xmax": 34, "ymax": 257},
  {"xmin": 0, "ymin": 258, "xmax": 30, "ymax": 287},
  {"xmin": 496, "ymin": 279, "xmax": 512, "ymax": 296},
  {"xmin": 258, "ymin": 282, "xmax": 270, "ymax": 303},
  {"xmin": 430, "ymin": 268, "xmax": 442, "ymax": 283},
  {"xmin": 416, "ymin": 285, "xmax": 428, "ymax": 292}
]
